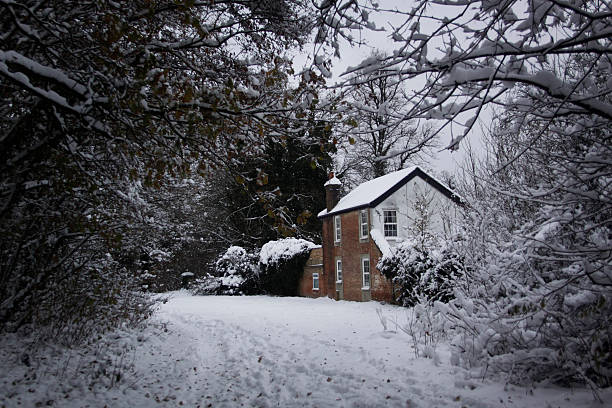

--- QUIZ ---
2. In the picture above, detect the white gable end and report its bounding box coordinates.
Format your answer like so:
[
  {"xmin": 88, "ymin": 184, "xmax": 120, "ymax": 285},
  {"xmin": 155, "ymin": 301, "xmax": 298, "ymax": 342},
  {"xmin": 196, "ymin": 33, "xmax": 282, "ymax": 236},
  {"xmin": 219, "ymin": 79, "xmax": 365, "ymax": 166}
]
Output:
[{"xmin": 371, "ymin": 175, "xmax": 459, "ymax": 247}]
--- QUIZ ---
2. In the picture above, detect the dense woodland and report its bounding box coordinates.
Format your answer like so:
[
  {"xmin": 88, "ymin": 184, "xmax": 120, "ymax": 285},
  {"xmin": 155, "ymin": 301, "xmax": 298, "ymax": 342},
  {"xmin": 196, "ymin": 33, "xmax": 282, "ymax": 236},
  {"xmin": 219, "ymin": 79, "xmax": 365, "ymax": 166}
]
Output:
[{"xmin": 1, "ymin": 0, "xmax": 610, "ymax": 390}]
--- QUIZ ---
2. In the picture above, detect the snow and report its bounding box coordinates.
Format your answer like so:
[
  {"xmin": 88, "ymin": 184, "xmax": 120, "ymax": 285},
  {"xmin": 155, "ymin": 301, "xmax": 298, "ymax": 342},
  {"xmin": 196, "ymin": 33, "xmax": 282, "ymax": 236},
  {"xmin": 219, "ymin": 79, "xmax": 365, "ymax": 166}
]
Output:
[
  {"xmin": 370, "ymin": 228, "xmax": 392, "ymax": 257},
  {"xmin": 259, "ymin": 238, "xmax": 316, "ymax": 265},
  {"xmin": 1, "ymin": 294, "xmax": 606, "ymax": 408},
  {"xmin": 319, "ymin": 167, "xmax": 463, "ymax": 218},
  {"xmin": 324, "ymin": 176, "xmax": 341, "ymax": 186},
  {"xmin": 320, "ymin": 167, "xmax": 418, "ymax": 217}
]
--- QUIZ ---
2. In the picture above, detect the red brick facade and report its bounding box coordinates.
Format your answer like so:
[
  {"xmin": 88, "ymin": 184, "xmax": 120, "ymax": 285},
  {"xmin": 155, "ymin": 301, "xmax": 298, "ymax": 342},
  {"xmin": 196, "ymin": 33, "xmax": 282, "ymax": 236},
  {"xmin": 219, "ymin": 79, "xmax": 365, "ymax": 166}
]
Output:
[
  {"xmin": 323, "ymin": 209, "xmax": 393, "ymax": 302},
  {"xmin": 298, "ymin": 247, "xmax": 324, "ymax": 298},
  {"xmin": 300, "ymin": 209, "xmax": 394, "ymax": 303}
]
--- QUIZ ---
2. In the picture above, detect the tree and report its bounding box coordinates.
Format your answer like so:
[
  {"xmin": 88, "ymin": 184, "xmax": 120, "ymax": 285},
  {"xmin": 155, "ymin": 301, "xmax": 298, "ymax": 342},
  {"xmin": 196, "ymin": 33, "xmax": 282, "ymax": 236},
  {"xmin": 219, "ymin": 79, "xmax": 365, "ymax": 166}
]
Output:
[
  {"xmin": 209, "ymin": 115, "xmax": 334, "ymax": 249},
  {"xmin": 316, "ymin": 0, "xmax": 611, "ymax": 148},
  {"xmin": 0, "ymin": 0, "xmax": 318, "ymax": 337},
  {"xmin": 335, "ymin": 51, "xmax": 437, "ymax": 187},
  {"xmin": 445, "ymin": 56, "xmax": 612, "ymax": 387}
]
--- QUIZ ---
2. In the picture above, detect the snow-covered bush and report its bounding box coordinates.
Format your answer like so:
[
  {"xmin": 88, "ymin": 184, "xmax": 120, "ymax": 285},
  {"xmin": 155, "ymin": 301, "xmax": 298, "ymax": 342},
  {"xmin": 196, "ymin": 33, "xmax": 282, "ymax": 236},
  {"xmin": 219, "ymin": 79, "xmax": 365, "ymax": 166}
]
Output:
[
  {"xmin": 378, "ymin": 240, "xmax": 463, "ymax": 307},
  {"xmin": 191, "ymin": 239, "xmax": 315, "ymax": 297},
  {"xmin": 190, "ymin": 273, "xmax": 222, "ymax": 295},
  {"xmin": 402, "ymin": 301, "xmax": 448, "ymax": 362},
  {"xmin": 445, "ymin": 228, "xmax": 612, "ymax": 388},
  {"xmin": 377, "ymin": 301, "xmax": 449, "ymax": 363},
  {"xmin": 214, "ymin": 246, "xmax": 260, "ymax": 295},
  {"xmin": 258, "ymin": 238, "xmax": 316, "ymax": 296},
  {"xmin": 191, "ymin": 246, "xmax": 260, "ymax": 296}
]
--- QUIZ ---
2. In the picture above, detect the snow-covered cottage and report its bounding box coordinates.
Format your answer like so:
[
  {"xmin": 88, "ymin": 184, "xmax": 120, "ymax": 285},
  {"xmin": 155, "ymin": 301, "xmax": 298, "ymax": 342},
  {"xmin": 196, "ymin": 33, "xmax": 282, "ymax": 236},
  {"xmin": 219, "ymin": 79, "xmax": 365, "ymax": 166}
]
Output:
[{"xmin": 300, "ymin": 166, "xmax": 463, "ymax": 302}]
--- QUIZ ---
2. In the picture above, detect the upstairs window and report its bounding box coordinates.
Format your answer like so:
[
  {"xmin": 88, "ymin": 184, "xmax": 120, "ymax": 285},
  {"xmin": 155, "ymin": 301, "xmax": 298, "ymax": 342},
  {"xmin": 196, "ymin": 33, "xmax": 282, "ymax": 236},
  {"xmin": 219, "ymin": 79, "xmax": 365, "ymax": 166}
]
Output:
[
  {"xmin": 313, "ymin": 273, "xmax": 319, "ymax": 290},
  {"xmin": 336, "ymin": 259, "xmax": 343, "ymax": 283},
  {"xmin": 383, "ymin": 210, "xmax": 398, "ymax": 238},
  {"xmin": 334, "ymin": 215, "xmax": 342, "ymax": 243},
  {"xmin": 359, "ymin": 209, "xmax": 369, "ymax": 239}
]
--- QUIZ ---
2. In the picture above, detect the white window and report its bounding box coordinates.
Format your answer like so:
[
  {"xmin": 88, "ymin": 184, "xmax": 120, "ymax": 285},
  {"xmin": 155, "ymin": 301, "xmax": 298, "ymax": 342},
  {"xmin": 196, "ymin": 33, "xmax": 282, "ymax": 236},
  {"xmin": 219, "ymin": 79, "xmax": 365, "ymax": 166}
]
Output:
[
  {"xmin": 313, "ymin": 273, "xmax": 319, "ymax": 290},
  {"xmin": 336, "ymin": 259, "xmax": 342, "ymax": 283},
  {"xmin": 383, "ymin": 210, "xmax": 398, "ymax": 238},
  {"xmin": 334, "ymin": 215, "xmax": 341, "ymax": 243},
  {"xmin": 362, "ymin": 256, "xmax": 371, "ymax": 289},
  {"xmin": 359, "ymin": 209, "xmax": 369, "ymax": 239}
]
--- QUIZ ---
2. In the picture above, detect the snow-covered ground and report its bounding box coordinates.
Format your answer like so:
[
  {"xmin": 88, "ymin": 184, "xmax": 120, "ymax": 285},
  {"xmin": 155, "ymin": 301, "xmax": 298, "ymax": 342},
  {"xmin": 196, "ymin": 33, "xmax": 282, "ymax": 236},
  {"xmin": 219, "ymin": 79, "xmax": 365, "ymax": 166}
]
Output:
[{"xmin": 1, "ymin": 293, "xmax": 608, "ymax": 407}]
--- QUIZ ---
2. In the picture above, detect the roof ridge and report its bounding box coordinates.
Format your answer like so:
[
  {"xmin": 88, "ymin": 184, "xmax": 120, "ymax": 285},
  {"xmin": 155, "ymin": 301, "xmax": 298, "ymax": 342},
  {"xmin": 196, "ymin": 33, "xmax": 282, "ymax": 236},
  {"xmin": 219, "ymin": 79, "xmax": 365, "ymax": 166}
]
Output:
[{"xmin": 318, "ymin": 166, "xmax": 462, "ymax": 219}]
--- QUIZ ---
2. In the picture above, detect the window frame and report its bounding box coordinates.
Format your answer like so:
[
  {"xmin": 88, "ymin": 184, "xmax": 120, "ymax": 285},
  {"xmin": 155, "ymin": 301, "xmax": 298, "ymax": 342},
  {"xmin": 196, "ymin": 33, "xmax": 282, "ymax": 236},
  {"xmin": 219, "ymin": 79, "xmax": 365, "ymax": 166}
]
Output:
[
  {"xmin": 361, "ymin": 256, "xmax": 371, "ymax": 290},
  {"xmin": 334, "ymin": 215, "xmax": 342, "ymax": 243},
  {"xmin": 312, "ymin": 272, "xmax": 319, "ymax": 290},
  {"xmin": 336, "ymin": 258, "xmax": 343, "ymax": 283},
  {"xmin": 359, "ymin": 209, "xmax": 369, "ymax": 240},
  {"xmin": 383, "ymin": 209, "xmax": 398, "ymax": 238}
]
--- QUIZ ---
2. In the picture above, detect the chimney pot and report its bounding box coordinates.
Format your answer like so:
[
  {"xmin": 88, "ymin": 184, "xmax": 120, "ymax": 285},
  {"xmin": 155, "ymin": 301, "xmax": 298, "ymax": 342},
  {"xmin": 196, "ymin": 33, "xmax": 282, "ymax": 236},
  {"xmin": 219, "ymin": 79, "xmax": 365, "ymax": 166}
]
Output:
[{"xmin": 324, "ymin": 173, "xmax": 341, "ymax": 212}]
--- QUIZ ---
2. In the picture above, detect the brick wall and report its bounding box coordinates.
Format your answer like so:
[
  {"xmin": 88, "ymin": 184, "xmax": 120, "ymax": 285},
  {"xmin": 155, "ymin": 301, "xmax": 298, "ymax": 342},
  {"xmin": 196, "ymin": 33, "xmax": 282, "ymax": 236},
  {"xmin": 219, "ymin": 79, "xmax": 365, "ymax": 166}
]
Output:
[
  {"xmin": 318, "ymin": 209, "xmax": 394, "ymax": 303},
  {"xmin": 317, "ymin": 208, "xmax": 395, "ymax": 303},
  {"xmin": 298, "ymin": 247, "xmax": 324, "ymax": 298},
  {"xmin": 369, "ymin": 244, "xmax": 394, "ymax": 303},
  {"xmin": 336, "ymin": 211, "xmax": 369, "ymax": 301}
]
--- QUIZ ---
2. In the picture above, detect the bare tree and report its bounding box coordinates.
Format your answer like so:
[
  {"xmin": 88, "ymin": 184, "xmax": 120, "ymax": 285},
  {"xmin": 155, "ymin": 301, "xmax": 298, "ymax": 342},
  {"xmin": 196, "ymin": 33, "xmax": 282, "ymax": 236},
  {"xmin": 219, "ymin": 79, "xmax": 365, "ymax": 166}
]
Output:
[
  {"xmin": 315, "ymin": 0, "xmax": 611, "ymax": 149},
  {"xmin": 335, "ymin": 52, "xmax": 437, "ymax": 185}
]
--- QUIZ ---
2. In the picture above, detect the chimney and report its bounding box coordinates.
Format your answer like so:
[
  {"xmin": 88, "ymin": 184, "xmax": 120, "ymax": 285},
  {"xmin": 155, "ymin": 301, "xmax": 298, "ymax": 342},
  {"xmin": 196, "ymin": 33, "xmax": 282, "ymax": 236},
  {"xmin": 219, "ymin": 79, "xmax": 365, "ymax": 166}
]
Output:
[{"xmin": 324, "ymin": 172, "xmax": 341, "ymax": 212}]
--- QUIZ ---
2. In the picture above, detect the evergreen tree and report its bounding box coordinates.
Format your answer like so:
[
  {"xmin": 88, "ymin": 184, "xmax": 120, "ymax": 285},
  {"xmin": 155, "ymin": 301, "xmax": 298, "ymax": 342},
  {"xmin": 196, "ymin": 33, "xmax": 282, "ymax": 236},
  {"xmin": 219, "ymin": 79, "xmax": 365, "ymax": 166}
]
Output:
[{"xmin": 219, "ymin": 119, "xmax": 335, "ymax": 248}]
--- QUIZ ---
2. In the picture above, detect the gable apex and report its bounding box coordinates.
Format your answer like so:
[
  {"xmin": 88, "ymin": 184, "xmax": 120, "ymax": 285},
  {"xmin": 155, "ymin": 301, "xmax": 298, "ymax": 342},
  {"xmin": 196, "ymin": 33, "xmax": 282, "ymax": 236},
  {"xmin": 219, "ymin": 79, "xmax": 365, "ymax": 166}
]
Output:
[{"xmin": 318, "ymin": 166, "xmax": 463, "ymax": 218}]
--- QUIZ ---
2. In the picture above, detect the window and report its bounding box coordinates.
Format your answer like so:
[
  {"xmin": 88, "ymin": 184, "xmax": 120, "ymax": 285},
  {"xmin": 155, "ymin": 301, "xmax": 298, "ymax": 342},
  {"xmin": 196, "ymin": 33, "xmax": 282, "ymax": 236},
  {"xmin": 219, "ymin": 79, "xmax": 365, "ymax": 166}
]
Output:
[
  {"xmin": 383, "ymin": 210, "xmax": 398, "ymax": 238},
  {"xmin": 334, "ymin": 215, "xmax": 341, "ymax": 243},
  {"xmin": 359, "ymin": 209, "xmax": 369, "ymax": 239},
  {"xmin": 313, "ymin": 273, "xmax": 319, "ymax": 290},
  {"xmin": 336, "ymin": 259, "xmax": 342, "ymax": 283},
  {"xmin": 362, "ymin": 256, "xmax": 370, "ymax": 289}
]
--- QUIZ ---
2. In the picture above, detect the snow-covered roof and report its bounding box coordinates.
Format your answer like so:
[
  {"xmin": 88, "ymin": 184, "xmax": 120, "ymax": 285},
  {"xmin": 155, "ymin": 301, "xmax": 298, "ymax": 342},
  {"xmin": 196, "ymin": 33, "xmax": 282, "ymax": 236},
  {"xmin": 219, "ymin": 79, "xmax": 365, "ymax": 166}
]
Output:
[
  {"xmin": 370, "ymin": 229, "xmax": 391, "ymax": 257},
  {"xmin": 318, "ymin": 166, "xmax": 462, "ymax": 218}
]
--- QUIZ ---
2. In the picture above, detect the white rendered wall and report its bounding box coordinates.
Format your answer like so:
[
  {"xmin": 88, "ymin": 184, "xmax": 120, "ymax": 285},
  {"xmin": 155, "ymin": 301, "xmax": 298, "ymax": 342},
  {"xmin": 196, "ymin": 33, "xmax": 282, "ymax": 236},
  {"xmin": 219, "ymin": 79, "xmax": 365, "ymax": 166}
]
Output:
[{"xmin": 370, "ymin": 176, "xmax": 459, "ymax": 247}]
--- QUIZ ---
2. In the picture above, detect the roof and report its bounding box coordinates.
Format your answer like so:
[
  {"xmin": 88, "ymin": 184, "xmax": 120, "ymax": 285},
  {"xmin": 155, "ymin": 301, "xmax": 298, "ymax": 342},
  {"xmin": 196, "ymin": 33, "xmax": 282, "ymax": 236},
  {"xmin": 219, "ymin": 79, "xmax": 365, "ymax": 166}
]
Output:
[{"xmin": 318, "ymin": 166, "xmax": 463, "ymax": 218}]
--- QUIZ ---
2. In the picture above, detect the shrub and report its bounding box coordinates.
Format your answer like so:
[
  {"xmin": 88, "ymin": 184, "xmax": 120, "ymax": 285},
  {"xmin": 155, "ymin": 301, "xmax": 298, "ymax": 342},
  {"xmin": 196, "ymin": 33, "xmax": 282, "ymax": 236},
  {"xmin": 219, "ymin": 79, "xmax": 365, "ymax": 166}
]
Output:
[
  {"xmin": 378, "ymin": 240, "xmax": 463, "ymax": 307},
  {"xmin": 258, "ymin": 238, "xmax": 315, "ymax": 296},
  {"xmin": 190, "ymin": 246, "xmax": 259, "ymax": 295},
  {"xmin": 191, "ymin": 239, "xmax": 315, "ymax": 297}
]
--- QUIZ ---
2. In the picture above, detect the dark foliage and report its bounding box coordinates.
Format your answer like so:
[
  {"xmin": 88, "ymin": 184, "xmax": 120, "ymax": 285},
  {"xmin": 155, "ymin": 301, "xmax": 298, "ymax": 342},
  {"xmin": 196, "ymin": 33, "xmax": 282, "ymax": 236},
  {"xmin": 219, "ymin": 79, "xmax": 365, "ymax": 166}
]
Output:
[
  {"xmin": 0, "ymin": 0, "xmax": 315, "ymax": 340},
  {"xmin": 258, "ymin": 250, "xmax": 312, "ymax": 296},
  {"xmin": 220, "ymin": 122, "xmax": 334, "ymax": 248}
]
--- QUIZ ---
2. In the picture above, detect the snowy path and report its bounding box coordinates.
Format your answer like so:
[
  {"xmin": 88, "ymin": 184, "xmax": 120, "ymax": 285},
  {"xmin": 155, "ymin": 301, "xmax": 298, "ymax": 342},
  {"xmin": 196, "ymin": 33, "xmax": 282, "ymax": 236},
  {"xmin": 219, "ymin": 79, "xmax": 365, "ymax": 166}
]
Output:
[
  {"xmin": 1, "ymin": 293, "xmax": 607, "ymax": 407},
  {"xmin": 125, "ymin": 294, "xmax": 603, "ymax": 408},
  {"xmin": 150, "ymin": 296, "xmax": 424, "ymax": 407}
]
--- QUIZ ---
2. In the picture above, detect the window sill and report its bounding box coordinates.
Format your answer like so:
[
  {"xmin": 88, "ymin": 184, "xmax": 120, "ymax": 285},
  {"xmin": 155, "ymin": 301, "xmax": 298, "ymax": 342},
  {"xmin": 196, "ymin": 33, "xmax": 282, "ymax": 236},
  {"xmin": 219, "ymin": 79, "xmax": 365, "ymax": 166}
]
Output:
[
  {"xmin": 336, "ymin": 281, "xmax": 343, "ymax": 284},
  {"xmin": 313, "ymin": 288, "xmax": 319, "ymax": 291},
  {"xmin": 361, "ymin": 287, "xmax": 370, "ymax": 291}
]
